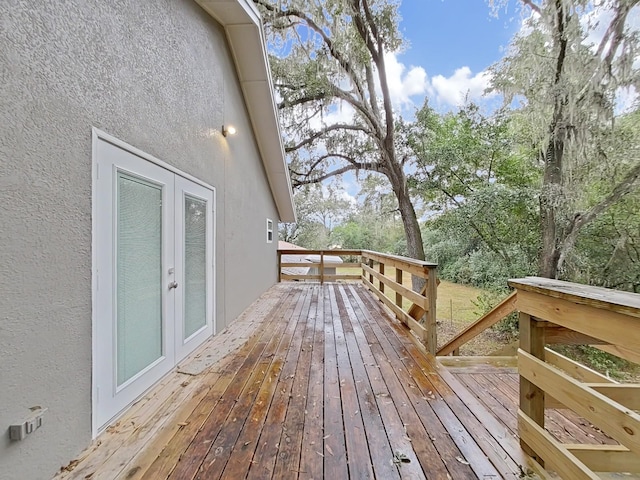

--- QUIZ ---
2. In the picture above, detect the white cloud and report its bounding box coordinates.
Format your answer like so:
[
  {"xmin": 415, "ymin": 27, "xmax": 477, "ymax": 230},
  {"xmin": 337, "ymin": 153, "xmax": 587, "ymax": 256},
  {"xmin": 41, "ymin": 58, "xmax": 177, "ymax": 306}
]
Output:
[
  {"xmin": 382, "ymin": 51, "xmax": 432, "ymax": 108},
  {"xmin": 338, "ymin": 190, "xmax": 357, "ymax": 205},
  {"xmin": 615, "ymin": 85, "xmax": 639, "ymax": 114},
  {"xmin": 431, "ymin": 67, "xmax": 495, "ymax": 106},
  {"xmin": 321, "ymin": 183, "xmax": 357, "ymax": 206},
  {"xmin": 321, "ymin": 102, "xmax": 356, "ymax": 125}
]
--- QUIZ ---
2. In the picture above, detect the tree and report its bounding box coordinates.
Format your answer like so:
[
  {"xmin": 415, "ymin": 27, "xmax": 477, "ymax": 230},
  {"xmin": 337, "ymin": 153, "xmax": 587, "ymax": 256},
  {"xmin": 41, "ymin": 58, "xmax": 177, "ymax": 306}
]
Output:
[
  {"xmin": 409, "ymin": 102, "xmax": 540, "ymax": 289},
  {"xmin": 332, "ymin": 174, "xmax": 407, "ymax": 253},
  {"xmin": 568, "ymin": 111, "xmax": 640, "ymax": 291},
  {"xmin": 254, "ymin": 0, "xmax": 426, "ymax": 270},
  {"xmin": 410, "ymin": 102, "xmax": 540, "ymax": 263},
  {"xmin": 279, "ymin": 184, "xmax": 353, "ymax": 248},
  {"xmin": 490, "ymin": 0, "xmax": 640, "ymax": 278}
]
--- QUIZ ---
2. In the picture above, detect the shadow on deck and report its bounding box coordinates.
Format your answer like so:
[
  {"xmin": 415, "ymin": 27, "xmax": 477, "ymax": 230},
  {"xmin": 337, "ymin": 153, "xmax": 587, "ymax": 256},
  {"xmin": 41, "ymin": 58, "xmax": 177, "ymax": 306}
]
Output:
[{"xmin": 59, "ymin": 283, "xmax": 572, "ymax": 479}]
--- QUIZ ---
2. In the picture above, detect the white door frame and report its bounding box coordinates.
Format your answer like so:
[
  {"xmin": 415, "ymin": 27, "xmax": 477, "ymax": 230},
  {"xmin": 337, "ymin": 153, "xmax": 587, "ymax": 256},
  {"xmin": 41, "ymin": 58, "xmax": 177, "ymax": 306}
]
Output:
[{"xmin": 91, "ymin": 128, "xmax": 216, "ymax": 436}]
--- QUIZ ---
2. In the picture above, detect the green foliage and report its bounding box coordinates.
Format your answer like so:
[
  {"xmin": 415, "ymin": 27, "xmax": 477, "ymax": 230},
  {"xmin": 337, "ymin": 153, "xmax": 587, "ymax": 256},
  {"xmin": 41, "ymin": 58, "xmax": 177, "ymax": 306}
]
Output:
[
  {"xmin": 550, "ymin": 345, "xmax": 632, "ymax": 381},
  {"xmin": 568, "ymin": 191, "xmax": 640, "ymax": 292},
  {"xmin": 331, "ymin": 175, "xmax": 408, "ymax": 254},
  {"xmin": 471, "ymin": 291, "xmax": 519, "ymax": 336},
  {"xmin": 279, "ymin": 184, "xmax": 352, "ymax": 249},
  {"xmin": 411, "ymin": 102, "xmax": 540, "ymax": 291}
]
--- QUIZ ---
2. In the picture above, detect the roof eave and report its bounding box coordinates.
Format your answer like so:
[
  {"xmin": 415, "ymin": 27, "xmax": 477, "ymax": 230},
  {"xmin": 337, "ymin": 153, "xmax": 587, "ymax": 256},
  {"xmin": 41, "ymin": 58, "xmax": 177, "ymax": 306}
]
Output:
[{"xmin": 194, "ymin": 0, "xmax": 296, "ymax": 223}]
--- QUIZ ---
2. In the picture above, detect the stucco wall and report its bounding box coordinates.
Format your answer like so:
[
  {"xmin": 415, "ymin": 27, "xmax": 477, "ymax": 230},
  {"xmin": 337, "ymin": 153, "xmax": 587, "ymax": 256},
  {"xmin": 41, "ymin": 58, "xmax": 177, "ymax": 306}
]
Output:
[{"xmin": 0, "ymin": 1, "xmax": 279, "ymax": 478}]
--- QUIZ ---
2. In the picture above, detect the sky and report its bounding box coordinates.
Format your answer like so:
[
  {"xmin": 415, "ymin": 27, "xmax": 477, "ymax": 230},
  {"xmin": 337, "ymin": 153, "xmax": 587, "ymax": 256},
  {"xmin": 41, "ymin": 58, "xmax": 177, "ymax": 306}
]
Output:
[{"xmin": 386, "ymin": 0, "xmax": 520, "ymax": 112}]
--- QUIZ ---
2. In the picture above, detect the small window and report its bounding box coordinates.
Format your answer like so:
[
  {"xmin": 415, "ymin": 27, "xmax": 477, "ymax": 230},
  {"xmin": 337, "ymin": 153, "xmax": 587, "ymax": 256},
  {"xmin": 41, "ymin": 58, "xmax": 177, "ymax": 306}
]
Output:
[{"xmin": 266, "ymin": 219, "xmax": 273, "ymax": 243}]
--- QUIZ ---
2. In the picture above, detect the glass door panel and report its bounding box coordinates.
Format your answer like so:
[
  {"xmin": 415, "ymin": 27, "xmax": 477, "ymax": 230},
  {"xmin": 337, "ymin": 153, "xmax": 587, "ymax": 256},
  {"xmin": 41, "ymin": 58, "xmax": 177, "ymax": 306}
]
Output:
[
  {"xmin": 183, "ymin": 195, "xmax": 207, "ymax": 339},
  {"xmin": 116, "ymin": 172, "xmax": 164, "ymax": 386}
]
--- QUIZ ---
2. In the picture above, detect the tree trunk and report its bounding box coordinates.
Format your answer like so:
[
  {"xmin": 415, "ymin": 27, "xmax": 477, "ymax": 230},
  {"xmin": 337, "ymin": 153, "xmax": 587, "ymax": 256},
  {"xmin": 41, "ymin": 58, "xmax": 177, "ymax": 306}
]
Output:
[
  {"xmin": 539, "ymin": 227, "xmax": 560, "ymax": 278},
  {"xmin": 538, "ymin": 131, "xmax": 565, "ymax": 279},
  {"xmin": 397, "ymin": 189, "xmax": 425, "ymax": 262},
  {"xmin": 387, "ymin": 164, "xmax": 426, "ymax": 292}
]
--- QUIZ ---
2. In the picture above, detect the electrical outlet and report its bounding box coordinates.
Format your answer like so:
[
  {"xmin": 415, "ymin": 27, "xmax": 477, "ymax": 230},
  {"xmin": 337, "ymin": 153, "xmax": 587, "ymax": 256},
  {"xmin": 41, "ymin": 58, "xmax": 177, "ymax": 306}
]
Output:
[
  {"xmin": 9, "ymin": 407, "xmax": 47, "ymax": 441},
  {"xmin": 9, "ymin": 423, "xmax": 27, "ymax": 441}
]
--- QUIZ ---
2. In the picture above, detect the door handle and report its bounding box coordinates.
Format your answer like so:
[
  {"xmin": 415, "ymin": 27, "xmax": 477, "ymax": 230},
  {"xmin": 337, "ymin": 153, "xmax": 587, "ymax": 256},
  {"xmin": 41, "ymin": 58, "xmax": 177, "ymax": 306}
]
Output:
[{"xmin": 168, "ymin": 281, "xmax": 179, "ymax": 290}]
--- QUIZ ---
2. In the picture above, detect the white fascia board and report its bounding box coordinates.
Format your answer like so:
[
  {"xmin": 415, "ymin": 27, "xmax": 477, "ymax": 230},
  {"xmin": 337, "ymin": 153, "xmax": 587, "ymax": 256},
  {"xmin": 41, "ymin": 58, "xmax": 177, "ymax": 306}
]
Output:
[{"xmin": 194, "ymin": 0, "xmax": 296, "ymax": 222}]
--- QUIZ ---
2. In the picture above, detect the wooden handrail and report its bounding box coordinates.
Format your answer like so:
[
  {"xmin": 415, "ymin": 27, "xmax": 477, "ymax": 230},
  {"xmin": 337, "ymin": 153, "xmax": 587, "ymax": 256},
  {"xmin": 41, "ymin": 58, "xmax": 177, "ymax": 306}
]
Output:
[
  {"xmin": 278, "ymin": 249, "xmax": 363, "ymax": 256},
  {"xmin": 278, "ymin": 249, "xmax": 364, "ymax": 285},
  {"xmin": 511, "ymin": 276, "xmax": 640, "ymax": 478},
  {"xmin": 436, "ymin": 291, "xmax": 517, "ymax": 356}
]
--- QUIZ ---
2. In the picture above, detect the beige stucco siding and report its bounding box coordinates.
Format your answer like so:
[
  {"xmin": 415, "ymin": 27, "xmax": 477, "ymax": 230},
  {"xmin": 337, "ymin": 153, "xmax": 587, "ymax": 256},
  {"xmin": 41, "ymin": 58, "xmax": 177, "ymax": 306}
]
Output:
[{"xmin": 0, "ymin": 1, "xmax": 279, "ymax": 478}]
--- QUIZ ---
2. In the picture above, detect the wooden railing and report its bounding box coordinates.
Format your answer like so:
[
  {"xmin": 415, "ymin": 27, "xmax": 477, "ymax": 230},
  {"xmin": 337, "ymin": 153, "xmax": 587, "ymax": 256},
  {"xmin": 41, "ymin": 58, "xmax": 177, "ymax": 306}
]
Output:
[
  {"xmin": 277, "ymin": 249, "xmax": 439, "ymax": 353},
  {"xmin": 509, "ymin": 277, "xmax": 640, "ymax": 478},
  {"xmin": 361, "ymin": 250, "xmax": 438, "ymax": 354},
  {"xmin": 277, "ymin": 249, "xmax": 362, "ymax": 283}
]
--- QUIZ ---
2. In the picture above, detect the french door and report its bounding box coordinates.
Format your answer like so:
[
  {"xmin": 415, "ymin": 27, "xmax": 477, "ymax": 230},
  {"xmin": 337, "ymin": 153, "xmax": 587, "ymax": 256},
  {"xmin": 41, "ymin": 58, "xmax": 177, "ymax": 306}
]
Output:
[{"xmin": 93, "ymin": 134, "xmax": 214, "ymax": 433}]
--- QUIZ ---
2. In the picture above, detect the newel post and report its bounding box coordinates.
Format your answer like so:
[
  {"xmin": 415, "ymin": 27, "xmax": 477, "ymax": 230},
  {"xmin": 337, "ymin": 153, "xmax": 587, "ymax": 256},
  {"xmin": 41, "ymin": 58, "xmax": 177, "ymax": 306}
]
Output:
[
  {"xmin": 277, "ymin": 250, "xmax": 282, "ymax": 283},
  {"xmin": 519, "ymin": 311, "xmax": 545, "ymax": 463},
  {"xmin": 425, "ymin": 267, "xmax": 438, "ymax": 355}
]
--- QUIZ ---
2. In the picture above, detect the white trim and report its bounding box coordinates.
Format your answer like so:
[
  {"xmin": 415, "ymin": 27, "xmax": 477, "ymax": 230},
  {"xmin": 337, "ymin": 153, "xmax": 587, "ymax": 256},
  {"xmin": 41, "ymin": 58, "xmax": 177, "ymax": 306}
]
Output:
[
  {"xmin": 91, "ymin": 128, "xmax": 99, "ymax": 437},
  {"xmin": 174, "ymin": 178, "xmax": 215, "ymax": 361},
  {"xmin": 93, "ymin": 138, "xmax": 177, "ymax": 433},
  {"xmin": 211, "ymin": 187, "xmax": 217, "ymax": 337}
]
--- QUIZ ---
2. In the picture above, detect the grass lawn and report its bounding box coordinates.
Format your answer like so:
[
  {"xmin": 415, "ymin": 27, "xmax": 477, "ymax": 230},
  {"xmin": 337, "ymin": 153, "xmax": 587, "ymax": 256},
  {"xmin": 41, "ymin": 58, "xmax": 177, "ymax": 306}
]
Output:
[{"xmin": 435, "ymin": 280, "xmax": 515, "ymax": 355}]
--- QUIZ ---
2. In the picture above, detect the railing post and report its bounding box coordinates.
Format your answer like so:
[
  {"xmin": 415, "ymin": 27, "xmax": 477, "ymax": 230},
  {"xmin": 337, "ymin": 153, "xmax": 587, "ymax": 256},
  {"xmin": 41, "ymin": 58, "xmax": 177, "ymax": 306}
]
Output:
[
  {"xmin": 395, "ymin": 268, "xmax": 403, "ymax": 308},
  {"xmin": 277, "ymin": 250, "xmax": 282, "ymax": 283},
  {"xmin": 368, "ymin": 258, "xmax": 374, "ymax": 284},
  {"xmin": 320, "ymin": 251, "xmax": 324, "ymax": 285},
  {"xmin": 379, "ymin": 261, "xmax": 385, "ymax": 294},
  {"xmin": 425, "ymin": 267, "xmax": 438, "ymax": 355},
  {"xmin": 519, "ymin": 312, "xmax": 545, "ymax": 464}
]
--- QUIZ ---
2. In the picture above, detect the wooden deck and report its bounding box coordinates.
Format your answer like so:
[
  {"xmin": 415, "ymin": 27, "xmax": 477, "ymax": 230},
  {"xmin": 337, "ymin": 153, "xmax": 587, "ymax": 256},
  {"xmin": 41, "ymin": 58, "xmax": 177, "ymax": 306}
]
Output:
[
  {"xmin": 60, "ymin": 283, "xmax": 561, "ymax": 480},
  {"xmin": 444, "ymin": 360, "xmax": 618, "ymax": 448}
]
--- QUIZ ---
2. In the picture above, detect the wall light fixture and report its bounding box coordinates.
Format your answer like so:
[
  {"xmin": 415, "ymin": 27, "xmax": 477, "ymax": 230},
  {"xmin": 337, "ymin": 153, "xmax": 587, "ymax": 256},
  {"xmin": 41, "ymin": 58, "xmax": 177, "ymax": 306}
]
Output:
[{"xmin": 222, "ymin": 125, "xmax": 237, "ymax": 137}]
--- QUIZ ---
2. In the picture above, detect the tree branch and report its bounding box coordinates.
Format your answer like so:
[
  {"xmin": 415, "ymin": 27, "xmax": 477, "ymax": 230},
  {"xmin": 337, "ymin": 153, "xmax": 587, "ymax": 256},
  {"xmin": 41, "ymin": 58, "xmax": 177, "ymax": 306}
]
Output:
[
  {"xmin": 437, "ymin": 186, "xmax": 512, "ymax": 263},
  {"xmin": 351, "ymin": 0, "xmax": 380, "ymax": 63},
  {"xmin": 277, "ymin": 82, "xmax": 382, "ymax": 138},
  {"xmin": 291, "ymin": 153, "xmax": 351, "ymax": 179},
  {"xmin": 576, "ymin": 1, "xmax": 638, "ymax": 104},
  {"xmin": 557, "ymin": 161, "xmax": 640, "ymax": 271},
  {"xmin": 292, "ymin": 161, "xmax": 385, "ymax": 187},
  {"xmin": 521, "ymin": 0, "xmax": 542, "ymax": 16},
  {"xmin": 285, "ymin": 124, "xmax": 373, "ymax": 153},
  {"xmin": 278, "ymin": 92, "xmax": 328, "ymax": 110},
  {"xmin": 254, "ymin": 0, "xmax": 369, "ymax": 108}
]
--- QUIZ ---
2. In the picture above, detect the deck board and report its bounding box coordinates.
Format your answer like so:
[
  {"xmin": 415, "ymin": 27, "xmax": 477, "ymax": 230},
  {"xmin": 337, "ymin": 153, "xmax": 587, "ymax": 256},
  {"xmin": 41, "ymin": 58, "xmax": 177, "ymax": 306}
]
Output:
[
  {"xmin": 448, "ymin": 364, "xmax": 618, "ymax": 448},
  {"xmin": 60, "ymin": 283, "xmax": 564, "ymax": 480}
]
